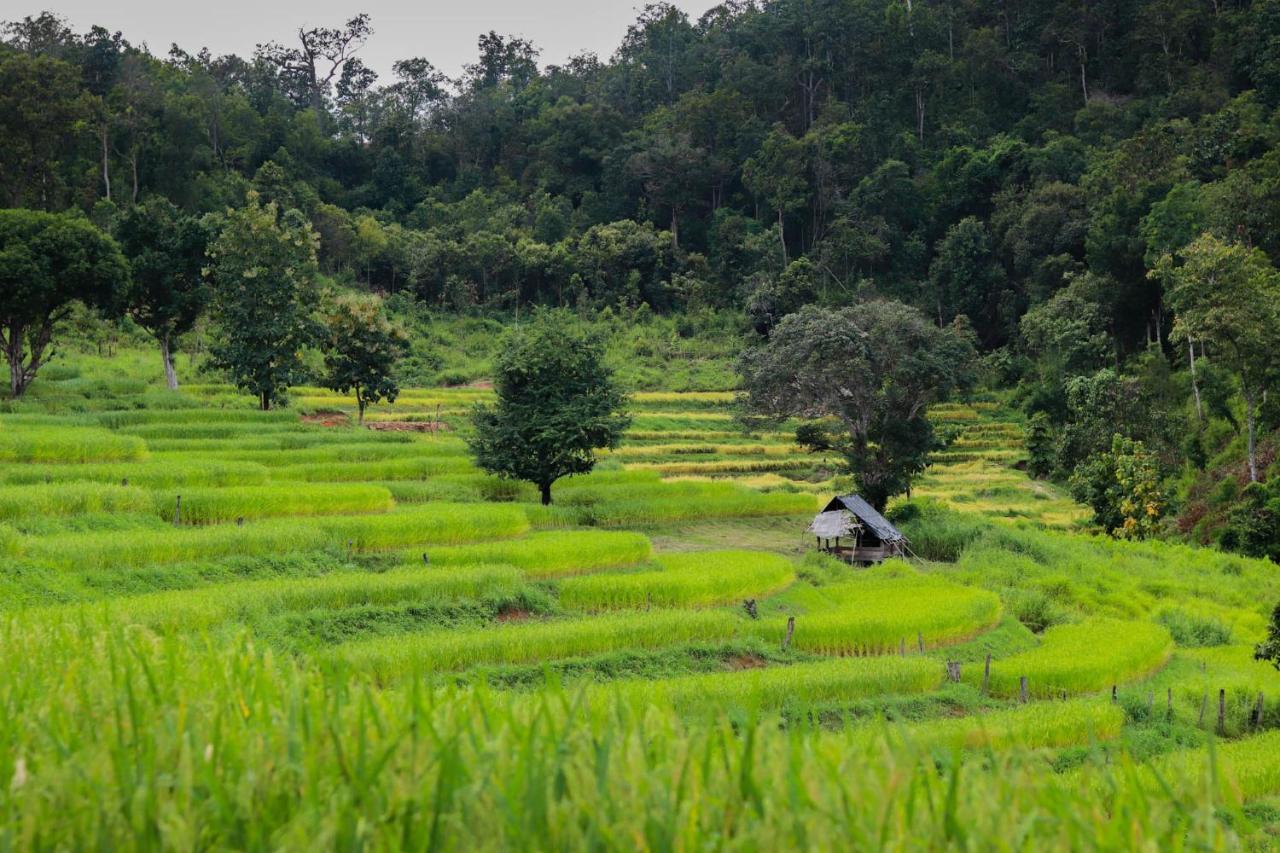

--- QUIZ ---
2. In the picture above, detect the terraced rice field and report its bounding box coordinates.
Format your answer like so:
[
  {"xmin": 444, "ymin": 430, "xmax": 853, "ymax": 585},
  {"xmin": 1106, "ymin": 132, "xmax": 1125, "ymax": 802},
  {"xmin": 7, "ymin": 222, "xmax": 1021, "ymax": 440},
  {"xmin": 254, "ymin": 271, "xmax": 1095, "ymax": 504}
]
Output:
[{"xmin": 3, "ymin": 360, "xmax": 1280, "ymax": 846}]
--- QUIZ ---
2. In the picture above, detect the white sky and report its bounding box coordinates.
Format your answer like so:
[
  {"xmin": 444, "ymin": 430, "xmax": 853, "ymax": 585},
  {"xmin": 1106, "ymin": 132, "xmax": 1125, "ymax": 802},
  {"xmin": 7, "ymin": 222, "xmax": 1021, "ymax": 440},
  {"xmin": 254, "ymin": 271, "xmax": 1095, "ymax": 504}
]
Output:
[{"xmin": 28, "ymin": 0, "xmax": 720, "ymax": 80}]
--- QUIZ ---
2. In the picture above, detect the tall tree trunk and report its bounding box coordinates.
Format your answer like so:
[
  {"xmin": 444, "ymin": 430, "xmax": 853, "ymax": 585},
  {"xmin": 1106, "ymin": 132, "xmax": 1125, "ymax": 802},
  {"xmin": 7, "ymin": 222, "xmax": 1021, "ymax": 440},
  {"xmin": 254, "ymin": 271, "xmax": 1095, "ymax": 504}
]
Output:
[
  {"xmin": 357, "ymin": 388, "xmax": 366, "ymax": 425},
  {"xmin": 1245, "ymin": 392, "xmax": 1259, "ymax": 482},
  {"xmin": 130, "ymin": 150, "xmax": 140, "ymax": 204},
  {"xmin": 100, "ymin": 125, "xmax": 111, "ymax": 201},
  {"xmin": 1189, "ymin": 343, "xmax": 1203, "ymax": 422},
  {"xmin": 159, "ymin": 333, "xmax": 179, "ymax": 391},
  {"xmin": 4, "ymin": 319, "xmax": 52, "ymax": 399},
  {"xmin": 915, "ymin": 87, "xmax": 926, "ymax": 142},
  {"xmin": 777, "ymin": 209, "xmax": 788, "ymax": 266},
  {"xmin": 260, "ymin": 391, "xmax": 271, "ymax": 412},
  {"xmin": 539, "ymin": 482, "xmax": 552, "ymax": 506},
  {"xmin": 671, "ymin": 206, "xmax": 679, "ymax": 251},
  {"xmin": 4, "ymin": 326, "xmax": 24, "ymax": 399}
]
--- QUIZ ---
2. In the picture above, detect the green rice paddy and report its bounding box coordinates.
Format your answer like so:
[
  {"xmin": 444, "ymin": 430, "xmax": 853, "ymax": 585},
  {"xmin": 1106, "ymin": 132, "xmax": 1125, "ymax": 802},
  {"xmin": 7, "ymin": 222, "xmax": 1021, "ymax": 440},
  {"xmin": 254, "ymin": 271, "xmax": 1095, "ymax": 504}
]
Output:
[{"xmin": 2, "ymin": 353, "xmax": 1280, "ymax": 846}]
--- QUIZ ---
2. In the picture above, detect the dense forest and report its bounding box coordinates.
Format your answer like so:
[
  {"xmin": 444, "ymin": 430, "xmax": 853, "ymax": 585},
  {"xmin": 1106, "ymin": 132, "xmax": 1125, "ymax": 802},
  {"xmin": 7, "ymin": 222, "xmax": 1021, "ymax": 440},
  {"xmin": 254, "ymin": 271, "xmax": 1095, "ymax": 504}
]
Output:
[{"xmin": 2, "ymin": 0, "xmax": 1280, "ymax": 557}]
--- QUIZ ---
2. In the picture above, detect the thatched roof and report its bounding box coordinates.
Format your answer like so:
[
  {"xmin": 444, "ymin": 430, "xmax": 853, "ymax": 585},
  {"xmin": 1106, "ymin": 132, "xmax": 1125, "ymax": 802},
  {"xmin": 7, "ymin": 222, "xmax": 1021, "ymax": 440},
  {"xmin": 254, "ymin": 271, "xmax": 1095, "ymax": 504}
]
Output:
[
  {"xmin": 817, "ymin": 494, "xmax": 906, "ymax": 543},
  {"xmin": 808, "ymin": 509, "xmax": 860, "ymax": 538}
]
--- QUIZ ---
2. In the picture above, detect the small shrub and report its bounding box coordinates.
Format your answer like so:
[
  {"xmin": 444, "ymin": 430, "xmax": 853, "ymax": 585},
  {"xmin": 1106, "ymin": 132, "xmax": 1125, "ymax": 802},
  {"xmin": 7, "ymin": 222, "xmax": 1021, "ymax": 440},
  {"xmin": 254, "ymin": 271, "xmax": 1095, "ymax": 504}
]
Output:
[{"xmin": 1154, "ymin": 608, "xmax": 1232, "ymax": 647}]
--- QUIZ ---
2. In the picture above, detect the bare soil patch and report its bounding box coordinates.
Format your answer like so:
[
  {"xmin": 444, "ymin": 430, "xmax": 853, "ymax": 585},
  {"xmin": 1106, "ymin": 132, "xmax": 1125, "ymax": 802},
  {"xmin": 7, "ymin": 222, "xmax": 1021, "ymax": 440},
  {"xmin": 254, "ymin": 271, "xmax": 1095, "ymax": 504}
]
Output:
[
  {"xmin": 496, "ymin": 608, "xmax": 532, "ymax": 624},
  {"xmin": 366, "ymin": 421, "xmax": 450, "ymax": 433},
  {"xmin": 302, "ymin": 412, "xmax": 351, "ymax": 428}
]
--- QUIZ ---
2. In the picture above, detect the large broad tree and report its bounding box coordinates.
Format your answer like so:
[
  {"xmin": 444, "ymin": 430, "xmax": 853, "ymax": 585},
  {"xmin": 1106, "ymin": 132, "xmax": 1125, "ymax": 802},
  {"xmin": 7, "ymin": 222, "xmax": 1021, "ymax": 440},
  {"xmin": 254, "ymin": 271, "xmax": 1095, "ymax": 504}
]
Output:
[
  {"xmin": 207, "ymin": 194, "xmax": 320, "ymax": 410},
  {"xmin": 740, "ymin": 301, "xmax": 978, "ymax": 511},
  {"xmin": 1156, "ymin": 232, "xmax": 1280, "ymax": 482},
  {"xmin": 115, "ymin": 197, "xmax": 211, "ymax": 390},
  {"xmin": 320, "ymin": 292, "xmax": 409, "ymax": 423},
  {"xmin": 0, "ymin": 209, "xmax": 128, "ymax": 398},
  {"xmin": 742, "ymin": 125, "xmax": 807, "ymax": 266},
  {"xmin": 0, "ymin": 53, "xmax": 89, "ymax": 210},
  {"xmin": 468, "ymin": 311, "xmax": 630, "ymax": 505},
  {"xmin": 256, "ymin": 14, "xmax": 372, "ymax": 114}
]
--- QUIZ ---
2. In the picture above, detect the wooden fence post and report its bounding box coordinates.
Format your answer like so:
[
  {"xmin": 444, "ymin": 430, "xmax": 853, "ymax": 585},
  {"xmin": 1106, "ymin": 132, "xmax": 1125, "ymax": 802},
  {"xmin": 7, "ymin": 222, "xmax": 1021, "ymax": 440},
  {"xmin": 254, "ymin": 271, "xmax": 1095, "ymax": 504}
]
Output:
[
  {"xmin": 1217, "ymin": 688, "xmax": 1226, "ymax": 735},
  {"xmin": 917, "ymin": 632, "xmax": 924, "ymax": 654},
  {"xmin": 1167, "ymin": 687, "xmax": 1173, "ymax": 720},
  {"xmin": 1111, "ymin": 685, "xmax": 1117, "ymax": 704},
  {"xmin": 783, "ymin": 616, "xmax": 795, "ymax": 651},
  {"xmin": 981, "ymin": 654, "xmax": 991, "ymax": 695},
  {"xmin": 1255, "ymin": 692, "xmax": 1265, "ymax": 730},
  {"xmin": 1019, "ymin": 676, "xmax": 1028, "ymax": 704},
  {"xmin": 174, "ymin": 494, "xmax": 181, "ymax": 526}
]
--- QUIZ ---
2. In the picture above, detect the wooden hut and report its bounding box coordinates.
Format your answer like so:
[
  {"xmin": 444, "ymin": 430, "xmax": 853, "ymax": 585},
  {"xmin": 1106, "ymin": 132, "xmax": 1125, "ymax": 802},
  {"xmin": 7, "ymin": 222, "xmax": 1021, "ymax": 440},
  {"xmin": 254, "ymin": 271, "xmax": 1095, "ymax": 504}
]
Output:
[{"xmin": 808, "ymin": 494, "xmax": 907, "ymax": 564}]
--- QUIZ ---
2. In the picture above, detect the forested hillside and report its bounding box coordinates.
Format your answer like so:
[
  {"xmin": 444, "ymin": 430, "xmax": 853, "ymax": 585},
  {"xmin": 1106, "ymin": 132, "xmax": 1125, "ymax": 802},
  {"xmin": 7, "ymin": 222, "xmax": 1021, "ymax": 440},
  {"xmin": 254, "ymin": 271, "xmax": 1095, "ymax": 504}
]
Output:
[{"xmin": 3, "ymin": 1, "xmax": 1280, "ymax": 556}]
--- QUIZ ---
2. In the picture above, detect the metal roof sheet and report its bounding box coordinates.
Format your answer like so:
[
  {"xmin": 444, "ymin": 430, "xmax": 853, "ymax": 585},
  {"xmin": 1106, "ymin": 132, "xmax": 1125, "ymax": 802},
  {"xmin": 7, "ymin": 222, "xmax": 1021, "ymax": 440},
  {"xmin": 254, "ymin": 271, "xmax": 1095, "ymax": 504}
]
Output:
[
  {"xmin": 819, "ymin": 494, "xmax": 906, "ymax": 542},
  {"xmin": 808, "ymin": 509, "xmax": 860, "ymax": 538}
]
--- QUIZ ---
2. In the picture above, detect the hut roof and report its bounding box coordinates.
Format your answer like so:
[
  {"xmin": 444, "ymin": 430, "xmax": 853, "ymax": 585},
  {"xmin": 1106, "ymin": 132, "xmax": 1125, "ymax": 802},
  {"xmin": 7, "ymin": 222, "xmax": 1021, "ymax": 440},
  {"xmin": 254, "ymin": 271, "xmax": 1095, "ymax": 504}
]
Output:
[
  {"xmin": 818, "ymin": 494, "xmax": 906, "ymax": 543},
  {"xmin": 808, "ymin": 509, "xmax": 860, "ymax": 538}
]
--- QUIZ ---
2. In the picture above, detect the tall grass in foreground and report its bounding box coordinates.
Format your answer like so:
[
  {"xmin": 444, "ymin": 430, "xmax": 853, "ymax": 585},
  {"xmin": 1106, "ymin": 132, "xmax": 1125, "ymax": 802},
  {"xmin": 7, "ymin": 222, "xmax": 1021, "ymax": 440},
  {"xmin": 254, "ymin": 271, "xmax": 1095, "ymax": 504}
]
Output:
[
  {"xmin": 0, "ymin": 427, "xmax": 147, "ymax": 463},
  {"xmin": 558, "ymin": 550, "xmax": 795, "ymax": 610},
  {"xmin": 19, "ymin": 504, "xmax": 530, "ymax": 570},
  {"xmin": 0, "ymin": 625, "xmax": 1266, "ymax": 848},
  {"xmin": 974, "ymin": 619, "xmax": 1174, "ymax": 698}
]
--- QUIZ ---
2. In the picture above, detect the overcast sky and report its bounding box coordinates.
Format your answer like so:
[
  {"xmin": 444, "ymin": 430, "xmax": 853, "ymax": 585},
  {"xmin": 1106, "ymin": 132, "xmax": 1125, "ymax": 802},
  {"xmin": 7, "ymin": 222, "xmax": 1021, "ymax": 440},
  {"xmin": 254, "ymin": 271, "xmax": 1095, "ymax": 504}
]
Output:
[{"xmin": 32, "ymin": 1, "xmax": 720, "ymax": 80}]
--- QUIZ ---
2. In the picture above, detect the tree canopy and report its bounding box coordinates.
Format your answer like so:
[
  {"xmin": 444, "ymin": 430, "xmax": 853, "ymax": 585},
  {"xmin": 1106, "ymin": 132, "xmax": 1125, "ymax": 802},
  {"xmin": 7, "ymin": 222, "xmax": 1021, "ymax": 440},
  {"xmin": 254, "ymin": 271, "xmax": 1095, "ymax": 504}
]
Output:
[
  {"xmin": 740, "ymin": 301, "xmax": 977, "ymax": 510},
  {"xmin": 206, "ymin": 194, "xmax": 319, "ymax": 410},
  {"xmin": 114, "ymin": 197, "xmax": 211, "ymax": 389},
  {"xmin": 320, "ymin": 292, "xmax": 409, "ymax": 422},
  {"xmin": 0, "ymin": 208, "xmax": 128, "ymax": 397},
  {"xmin": 468, "ymin": 311, "xmax": 630, "ymax": 505}
]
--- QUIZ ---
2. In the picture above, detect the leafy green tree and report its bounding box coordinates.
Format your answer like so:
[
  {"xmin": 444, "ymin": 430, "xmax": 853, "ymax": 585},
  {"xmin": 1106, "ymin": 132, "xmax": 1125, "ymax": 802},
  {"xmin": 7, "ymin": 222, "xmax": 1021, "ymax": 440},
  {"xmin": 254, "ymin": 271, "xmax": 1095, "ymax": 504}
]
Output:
[
  {"xmin": 0, "ymin": 53, "xmax": 89, "ymax": 209},
  {"xmin": 742, "ymin": 126, "xmax": 808, "ymax": 265},
  {"xmin": 468, "ymin": 311, "xmax": 630, "ymax": 505},
  {"xmin": 740, "ymin": 301, "xmax": 978, "ymax": 511},
  {"xmin": 1069, "ymin": 434, "xmax": 1167, "ymax": 538},
  {"xmin": 206, "ymin": 195, "xmax": 319, "ymax": 410},
  {"xmin": 1025, "ymin": 412, "xmax": 1056, "ymax": 479},
  {"xmin": 745, "ymin": 257, "xmax": 819, "ymax": 337},
  {"xmin": 0, "ymin": 209, "xmax": 128, "ymax": 398},
  {"xmin": 1156, "ymin": 233, "xmax": 1280, "ymax": 482},
  {"xmin": 1222, "ymin": 480, "xmax": 1280, "ymax": 563},
  {"xmin": 114, "ymin": 197, "xmax": 211, "ymax": 389},
  {"xmin": 927, "ymin": 216, "xmax": 1010, "ymax": 345},
  {"xmin": 321, "ymin": 293, "xmax": 409, "ymax": 423},
  {"xmin": 1254, "ymin": 601, "xmax": 1280, "ymax": 670},
  {"xmin": 627, "ymin": 126, "xmax": 706, "ymax": 250},
  {"xmin": 1111, "ymin": 435, "xmax": 1166, "ymax": 539},
  {"xmin": 573, "ymin": 220, "xmax": 674, "ymax": 308}
]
